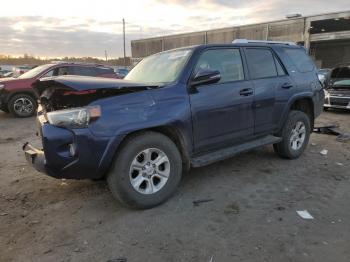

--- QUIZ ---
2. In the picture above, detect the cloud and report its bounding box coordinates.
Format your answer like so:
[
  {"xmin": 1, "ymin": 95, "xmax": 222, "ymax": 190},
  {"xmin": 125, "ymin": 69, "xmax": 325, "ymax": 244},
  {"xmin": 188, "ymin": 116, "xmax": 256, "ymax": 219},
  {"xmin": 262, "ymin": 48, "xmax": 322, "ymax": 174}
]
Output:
[{"xmin": 0, "ymin": 0, "xmax": 349, "ymax": 57}]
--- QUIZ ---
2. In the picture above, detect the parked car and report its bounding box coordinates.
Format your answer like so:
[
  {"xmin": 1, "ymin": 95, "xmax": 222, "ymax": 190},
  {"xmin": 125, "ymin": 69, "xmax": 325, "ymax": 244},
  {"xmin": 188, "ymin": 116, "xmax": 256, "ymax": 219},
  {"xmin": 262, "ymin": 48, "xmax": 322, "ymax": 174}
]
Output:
[
  {"xmin": 2, "ymin": 71, "xmax": 14, "ymax": 78},
  {"xmin": 0, "ymin": 70, "xmax": 12, "ymax": 78},
  {"xmin": 23, "ymin": 40, "xmax": 324, "ymax": 209},
  {"xmin": 324, "ymin": 63, "xmax": 350, "ymax": 110},
  {"xmin": 0, "ymin": 62, "xmax": 118, "ymax": 117},
  {"xmin": 12, "ymin": 65, "xmax": 35, "ymax": 77},
  {"xmin": 115, "ymin": 68, "xmax": 129, "ymax": 78}
]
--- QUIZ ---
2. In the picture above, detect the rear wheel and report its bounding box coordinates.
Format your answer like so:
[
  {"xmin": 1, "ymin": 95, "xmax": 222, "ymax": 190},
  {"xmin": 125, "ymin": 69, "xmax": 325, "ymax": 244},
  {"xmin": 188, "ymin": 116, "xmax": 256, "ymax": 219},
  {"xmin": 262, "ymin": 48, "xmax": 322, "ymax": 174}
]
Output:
[
  {"xmin": 107, "ymin": 132, "xmax": 182, "ymax": 209},
  {"xmin": 8, "ymin": 94, "xmax": 37, "ymax": 118},
  {"xmin": 274, "ymin": 110, "xmax": 311, "ymax": 159}
]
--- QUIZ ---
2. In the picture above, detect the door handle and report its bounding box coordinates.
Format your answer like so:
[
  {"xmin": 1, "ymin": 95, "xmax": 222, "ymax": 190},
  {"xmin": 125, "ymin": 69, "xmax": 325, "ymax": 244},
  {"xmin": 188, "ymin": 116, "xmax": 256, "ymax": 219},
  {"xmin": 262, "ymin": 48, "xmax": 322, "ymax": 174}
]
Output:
[
  {"xmin": 239, "ymin": 88, "xmax": 253, "ymax": 96},
  {"xmin": 281, "ymin": 82, "xmax": 293, "ymax": 89}
]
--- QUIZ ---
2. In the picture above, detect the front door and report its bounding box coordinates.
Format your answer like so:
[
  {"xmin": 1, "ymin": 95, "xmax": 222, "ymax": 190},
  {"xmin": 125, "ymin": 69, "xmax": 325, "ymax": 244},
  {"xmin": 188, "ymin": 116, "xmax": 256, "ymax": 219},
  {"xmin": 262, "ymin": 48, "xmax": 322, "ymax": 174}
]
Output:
[{"xmin": 189, "ymin": 48, "xmax": 254, "ymax": 153}]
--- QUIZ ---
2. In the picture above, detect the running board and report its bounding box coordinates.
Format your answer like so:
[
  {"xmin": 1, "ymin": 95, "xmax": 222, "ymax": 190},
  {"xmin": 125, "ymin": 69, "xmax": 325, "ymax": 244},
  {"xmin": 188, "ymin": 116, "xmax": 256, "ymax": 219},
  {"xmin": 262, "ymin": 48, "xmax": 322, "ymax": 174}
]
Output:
[{"xmin": 191, "ymin": 135, "xmax": 282, "ymax": 167}]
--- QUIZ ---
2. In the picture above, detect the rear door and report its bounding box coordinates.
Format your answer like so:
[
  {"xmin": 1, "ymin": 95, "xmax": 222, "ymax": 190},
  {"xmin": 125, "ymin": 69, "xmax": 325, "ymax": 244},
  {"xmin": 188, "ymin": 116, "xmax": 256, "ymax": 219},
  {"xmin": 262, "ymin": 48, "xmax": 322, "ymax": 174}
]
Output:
[
  {"xmin": 244, "ymin": 48, "xmax": 294, "ymax": 135},
  {"xmin": 189, "ymin": 48, "xmax": 255, "ymax": 153}
]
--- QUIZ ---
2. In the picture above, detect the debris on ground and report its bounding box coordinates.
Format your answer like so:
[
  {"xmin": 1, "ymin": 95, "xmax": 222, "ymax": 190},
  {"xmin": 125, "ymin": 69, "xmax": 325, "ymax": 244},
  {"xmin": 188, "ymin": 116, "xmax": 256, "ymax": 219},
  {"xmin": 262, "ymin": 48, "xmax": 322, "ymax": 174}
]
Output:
[
  {"xmin": 331, "ymin": 174, "xmax": 346, "ymax": 181},
  {"xmin": 336, "ymin": 162, "xmax": 344, "ymax": 166},
  {"xmin": 0, "ymin": 212, "xmax": 8, "ymax": 216},
  {"xmin": 106, "ymin": 258, "xmax": 127, "ymax": 262},
  {"xmin": 314, "ymin": 124, "xmax": 350, "ymax": 142},
  {"xmin": 320, "ymin": 149, "xmax": 328, "ymax": 156},
  {"xmin": 193, "ymin": 198, "xmax": 214, "ymax": 206},
  {"xmin": 336, "ymin": 133, "xmax": 350, "ymax": 142},
  {"xmin": 224, "ymin": 202, "xmax": 240, "ymax": 215},
  {"xmin": 275, "ymin": 206, "xmax": 286, "ymax": 211},
  {"xmin": 297, "ymin": 210, "xmax": 314, "ymax": 220}
]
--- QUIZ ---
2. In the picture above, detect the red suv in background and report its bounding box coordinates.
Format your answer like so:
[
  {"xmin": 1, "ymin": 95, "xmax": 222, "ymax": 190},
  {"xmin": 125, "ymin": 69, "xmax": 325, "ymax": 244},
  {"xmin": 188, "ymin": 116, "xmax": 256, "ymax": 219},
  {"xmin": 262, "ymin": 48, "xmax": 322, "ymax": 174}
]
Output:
[{"xmin": 0, "ymin": 62, "xmax": 117, "ymax": 117}]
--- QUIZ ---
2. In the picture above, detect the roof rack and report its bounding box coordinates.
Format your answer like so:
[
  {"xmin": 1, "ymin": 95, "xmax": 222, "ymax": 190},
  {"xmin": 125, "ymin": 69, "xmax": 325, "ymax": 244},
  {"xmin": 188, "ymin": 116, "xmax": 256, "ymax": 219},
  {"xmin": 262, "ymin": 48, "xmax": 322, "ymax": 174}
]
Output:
[
  {"xmin": 232, "ymin": 39, "xmax": 297, "ymax": 46},
  {"xmin": 50, "ymin": 61, "xmax": 106, "ymax": 67}
]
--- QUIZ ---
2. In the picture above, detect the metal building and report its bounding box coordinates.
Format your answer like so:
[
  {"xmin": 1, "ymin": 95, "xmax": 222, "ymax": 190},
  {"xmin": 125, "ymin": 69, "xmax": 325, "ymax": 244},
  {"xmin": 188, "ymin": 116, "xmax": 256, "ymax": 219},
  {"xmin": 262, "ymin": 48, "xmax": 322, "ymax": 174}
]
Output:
[{"xmin": 131, "ymin": 11, "xmax": 350, "ymax": 68}]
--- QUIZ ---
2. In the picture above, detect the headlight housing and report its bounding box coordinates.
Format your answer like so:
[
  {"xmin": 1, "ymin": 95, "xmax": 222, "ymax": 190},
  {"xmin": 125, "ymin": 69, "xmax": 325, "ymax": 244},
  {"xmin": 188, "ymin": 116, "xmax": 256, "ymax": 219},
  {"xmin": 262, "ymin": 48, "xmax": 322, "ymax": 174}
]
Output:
[{"xmin": 46, "ymin": 106, "xmax": 101, "ymax": 128}]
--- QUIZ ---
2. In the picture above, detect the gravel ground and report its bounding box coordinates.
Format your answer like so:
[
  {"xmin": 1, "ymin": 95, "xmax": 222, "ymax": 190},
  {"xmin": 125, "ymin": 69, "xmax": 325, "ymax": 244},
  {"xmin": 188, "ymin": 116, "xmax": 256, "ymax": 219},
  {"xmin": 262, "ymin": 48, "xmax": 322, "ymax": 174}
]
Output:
[{"xmin": 0, "ymin": 109, "xmax": 349, "ymax": 262}]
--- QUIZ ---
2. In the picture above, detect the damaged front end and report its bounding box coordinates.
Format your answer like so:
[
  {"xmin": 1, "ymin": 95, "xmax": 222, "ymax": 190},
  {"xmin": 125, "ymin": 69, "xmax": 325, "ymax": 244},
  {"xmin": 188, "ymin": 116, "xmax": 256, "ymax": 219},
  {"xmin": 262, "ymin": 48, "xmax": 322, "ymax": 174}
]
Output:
[{"xmin": 24, "ymin": 75, "xmax": 161, "ymax": 179}]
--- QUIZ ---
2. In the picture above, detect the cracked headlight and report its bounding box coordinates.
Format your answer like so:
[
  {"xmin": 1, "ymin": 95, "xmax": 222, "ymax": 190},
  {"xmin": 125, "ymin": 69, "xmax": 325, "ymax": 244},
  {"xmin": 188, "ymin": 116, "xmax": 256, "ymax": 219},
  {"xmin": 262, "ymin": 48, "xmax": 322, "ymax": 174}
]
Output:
[{"xmin": 46, "ymin": 106, "xmax": 101, "ymax": 129}]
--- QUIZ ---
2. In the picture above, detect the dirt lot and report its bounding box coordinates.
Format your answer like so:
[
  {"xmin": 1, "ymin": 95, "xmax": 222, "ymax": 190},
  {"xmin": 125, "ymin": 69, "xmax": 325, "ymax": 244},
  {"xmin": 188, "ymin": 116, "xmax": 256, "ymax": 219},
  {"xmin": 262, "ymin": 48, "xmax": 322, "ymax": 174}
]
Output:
[{"xmin": 0, "ymin": 110, "xmax": 349, "ymax": 262}]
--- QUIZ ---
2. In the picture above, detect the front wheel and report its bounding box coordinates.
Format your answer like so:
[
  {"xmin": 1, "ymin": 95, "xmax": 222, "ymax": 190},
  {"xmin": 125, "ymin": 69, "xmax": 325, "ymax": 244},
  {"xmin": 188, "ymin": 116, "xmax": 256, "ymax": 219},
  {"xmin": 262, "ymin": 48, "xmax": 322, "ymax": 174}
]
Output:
[
  {"xmin": 8, "ymin": 94, "xmax": 37, "ymax": 118},
  {"xmin": 274, "ymin": 110, "xmax": 311, "ymax": 159},
  {"xmin": 107, "ymin": 132, "xmax": 182, "ymax": 209}
]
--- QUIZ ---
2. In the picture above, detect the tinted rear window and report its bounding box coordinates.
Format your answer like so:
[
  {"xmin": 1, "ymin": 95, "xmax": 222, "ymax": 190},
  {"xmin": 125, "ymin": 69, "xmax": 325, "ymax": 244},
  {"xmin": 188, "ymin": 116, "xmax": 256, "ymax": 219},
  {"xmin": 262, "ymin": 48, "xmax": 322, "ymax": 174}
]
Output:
[
  {"xmin": 72, "ymin": 66, "xmax": 97, "ymax": 76},
  {"xmin": 284, "ymin": 48, "xmax": 314, "ymax": 73},
  {"xmin": 96, "ymin": 67, "xmax": 114, "ymax": 75},
  {"xmin": 245, "ymin": 48, "xmax": 277, "ymax": 79}
]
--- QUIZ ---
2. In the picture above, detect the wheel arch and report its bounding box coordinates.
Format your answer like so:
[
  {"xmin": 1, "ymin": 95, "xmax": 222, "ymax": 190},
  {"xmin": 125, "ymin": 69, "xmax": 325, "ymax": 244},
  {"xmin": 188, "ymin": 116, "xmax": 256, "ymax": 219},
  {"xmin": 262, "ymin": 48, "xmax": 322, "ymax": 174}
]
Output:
[
  {"xmin": 99, "ymin": 124, "xmax": 191, "ymax": 179},
  {"xmin": 121, "ymin": 126, "xmax": 191, "ymax": 171},
  {"xmin": 278, "ymin": 94, "xmax": 315, "ymax": 134},
  {"xmin": 6, "ymin": 90, "xmax": 38, "ymax": 105},
  {"xmin": 289, "ymin": 97, "xmax": 314, "ymax": 130}
]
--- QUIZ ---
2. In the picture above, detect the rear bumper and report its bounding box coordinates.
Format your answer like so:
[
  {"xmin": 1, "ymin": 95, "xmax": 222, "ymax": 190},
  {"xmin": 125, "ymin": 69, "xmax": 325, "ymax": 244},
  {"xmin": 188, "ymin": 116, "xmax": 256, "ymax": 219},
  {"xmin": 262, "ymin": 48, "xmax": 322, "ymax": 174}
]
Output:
[{"xmin": 23, "ymin": 120, "xmax": 124, "ymax": 180}]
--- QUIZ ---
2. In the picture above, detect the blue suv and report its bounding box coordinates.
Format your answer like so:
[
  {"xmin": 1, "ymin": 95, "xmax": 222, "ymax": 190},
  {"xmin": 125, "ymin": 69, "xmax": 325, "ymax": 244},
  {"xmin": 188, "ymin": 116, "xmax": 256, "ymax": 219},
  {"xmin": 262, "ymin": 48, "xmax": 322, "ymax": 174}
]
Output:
[{"xmin": 24, "ymin": 40, "xmax": 324, "ymax": 209}]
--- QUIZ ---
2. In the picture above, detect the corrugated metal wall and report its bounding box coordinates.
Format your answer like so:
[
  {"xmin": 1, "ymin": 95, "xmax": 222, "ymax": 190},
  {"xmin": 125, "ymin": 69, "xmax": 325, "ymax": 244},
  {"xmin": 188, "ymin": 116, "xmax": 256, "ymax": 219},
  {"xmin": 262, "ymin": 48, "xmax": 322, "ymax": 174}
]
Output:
[{"xmin": 131, "ymin": 18, "xmax": 304, "ymax": 58}]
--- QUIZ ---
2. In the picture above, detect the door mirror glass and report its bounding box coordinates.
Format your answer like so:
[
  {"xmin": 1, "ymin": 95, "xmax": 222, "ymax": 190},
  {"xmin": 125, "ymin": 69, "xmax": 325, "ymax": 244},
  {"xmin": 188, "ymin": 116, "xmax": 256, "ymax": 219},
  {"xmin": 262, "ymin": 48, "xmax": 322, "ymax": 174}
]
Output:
[{"xmin": 191, "ymin": 69, "xmax": 221, "ymax": 87}]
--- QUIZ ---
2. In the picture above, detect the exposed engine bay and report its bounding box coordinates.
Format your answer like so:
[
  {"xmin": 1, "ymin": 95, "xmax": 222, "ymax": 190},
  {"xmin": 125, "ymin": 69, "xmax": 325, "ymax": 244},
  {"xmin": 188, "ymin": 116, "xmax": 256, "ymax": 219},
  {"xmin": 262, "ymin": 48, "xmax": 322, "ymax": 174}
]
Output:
[
  {"xmin": 33, "ymin": 76, "xmax": 161, "ymax": 112},
  {"xmin": 39, "ymin": 86, "xmax": 154, "ymax": 112}
]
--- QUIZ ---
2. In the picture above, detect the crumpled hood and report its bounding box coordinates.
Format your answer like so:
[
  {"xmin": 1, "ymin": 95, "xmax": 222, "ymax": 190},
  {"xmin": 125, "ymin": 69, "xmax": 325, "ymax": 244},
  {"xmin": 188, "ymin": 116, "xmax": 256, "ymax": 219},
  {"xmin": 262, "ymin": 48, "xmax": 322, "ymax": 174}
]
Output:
[{"xmin": 33, "ymin": 75, "xmax": 160, "ymax": 95}]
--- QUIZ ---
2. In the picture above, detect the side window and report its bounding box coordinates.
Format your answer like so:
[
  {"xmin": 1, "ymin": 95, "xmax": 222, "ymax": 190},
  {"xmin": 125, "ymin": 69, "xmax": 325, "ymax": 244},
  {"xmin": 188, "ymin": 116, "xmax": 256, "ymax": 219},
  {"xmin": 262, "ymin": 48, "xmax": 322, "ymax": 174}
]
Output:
[
  {"xmin": 245, "ymin": 48, "xmax": 277, "ymax": 79},
  {"xmin": 72, "ymin": 66, "xmax": 97, "ymax": 77},
  {"xmin": 284, "ymin": 48, "xmax": 314, "ymax": 73},
  {"xmin": 57, "ymin": 67, "xmax": 69, "ymax": 76},
  {"xmin": 96, "ymin": 67, "xmax": 114, "ymax": 75},
  {"xmin": 42, "ymin": 69, "xmax": 54, "ymax": 78},
  {"xmin": 274, "ymin": 56, "xmax": 286, "ymax": 76},
  {"xmin": 194, "ymin": 49, "xmax": 244, "ymax": 84}
]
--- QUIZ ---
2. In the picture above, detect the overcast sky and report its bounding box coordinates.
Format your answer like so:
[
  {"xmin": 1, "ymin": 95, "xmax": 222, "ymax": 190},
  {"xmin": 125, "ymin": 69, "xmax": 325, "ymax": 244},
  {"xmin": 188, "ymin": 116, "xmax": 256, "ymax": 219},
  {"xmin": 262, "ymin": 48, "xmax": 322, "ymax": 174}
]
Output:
[{"xmin": 0, "ymin": 0, "xmax": 349, "ymax": 58}]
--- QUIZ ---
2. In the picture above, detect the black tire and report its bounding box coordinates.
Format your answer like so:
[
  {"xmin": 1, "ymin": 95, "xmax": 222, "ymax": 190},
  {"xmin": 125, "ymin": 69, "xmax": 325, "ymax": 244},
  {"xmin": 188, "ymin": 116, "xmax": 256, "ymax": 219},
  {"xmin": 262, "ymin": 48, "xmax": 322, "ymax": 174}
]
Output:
[
  {"xmin": 107, "ymin": 131, "xmax": 182, "ymax": 209},
  {"xmin": 273, "ymin": 110, "xmax": 311, "ymax": 159},
  {"xmin": 8, "ymin": 93, "xmax": 37, "ymax": 118}
]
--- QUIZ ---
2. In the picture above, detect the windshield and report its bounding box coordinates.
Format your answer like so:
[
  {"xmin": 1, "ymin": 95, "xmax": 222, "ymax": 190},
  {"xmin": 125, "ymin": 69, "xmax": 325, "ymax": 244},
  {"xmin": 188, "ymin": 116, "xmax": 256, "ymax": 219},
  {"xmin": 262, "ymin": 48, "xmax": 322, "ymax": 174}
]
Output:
[
  {"xmin": 18, "ymin": 64, "xmax": 53, "ymax": 79},
  {"xmin": 125, "ymin": 49, "xmax": 192, "ymax": 83},
  {"xmin": 333, "ymin": 80, "xmax": 350, "ymax": 89}
]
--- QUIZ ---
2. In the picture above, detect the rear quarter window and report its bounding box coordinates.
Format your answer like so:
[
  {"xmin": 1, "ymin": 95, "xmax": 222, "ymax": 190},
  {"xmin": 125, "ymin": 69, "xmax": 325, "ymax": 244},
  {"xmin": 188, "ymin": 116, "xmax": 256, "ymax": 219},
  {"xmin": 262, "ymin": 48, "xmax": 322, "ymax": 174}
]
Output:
[
  {"xmin": 96, "ymin": 67, "xmax": 114, "ymax": 75},
  {"xmin": 284, "ymin": 48, "xmax": 315, "ymax": 73}
]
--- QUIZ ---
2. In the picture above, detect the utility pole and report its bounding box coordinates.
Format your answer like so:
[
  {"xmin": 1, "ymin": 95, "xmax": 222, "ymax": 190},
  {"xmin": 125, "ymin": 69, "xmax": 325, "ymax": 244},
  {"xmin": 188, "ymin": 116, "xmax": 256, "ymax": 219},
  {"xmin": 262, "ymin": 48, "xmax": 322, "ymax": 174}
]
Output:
[
  {"xmin": 104, "ymin": 50, "xmax": 108, "ymax": 62},
  {"xmin": 123, "ymin": 18, "xmax": 126, "ymax": 67}
]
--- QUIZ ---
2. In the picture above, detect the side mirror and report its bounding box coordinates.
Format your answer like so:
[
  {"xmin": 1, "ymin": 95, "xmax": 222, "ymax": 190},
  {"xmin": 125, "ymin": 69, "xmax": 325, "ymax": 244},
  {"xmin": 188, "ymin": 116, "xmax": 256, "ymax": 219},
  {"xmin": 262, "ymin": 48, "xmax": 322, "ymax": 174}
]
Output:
[{"xmin": 191, "ymin": 69, "xmax": 221, "ymax": 87}]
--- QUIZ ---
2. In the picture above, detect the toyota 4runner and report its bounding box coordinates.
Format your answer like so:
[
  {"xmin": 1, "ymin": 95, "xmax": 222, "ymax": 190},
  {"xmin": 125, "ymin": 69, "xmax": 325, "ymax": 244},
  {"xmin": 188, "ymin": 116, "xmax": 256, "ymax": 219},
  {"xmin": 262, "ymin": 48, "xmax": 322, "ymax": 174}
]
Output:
[{"xmin": 23, "ymin": 40, "xmax": 324, "ymax": 209}]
